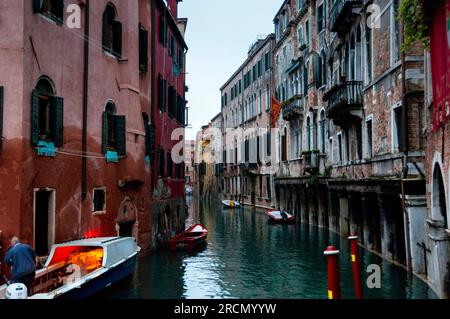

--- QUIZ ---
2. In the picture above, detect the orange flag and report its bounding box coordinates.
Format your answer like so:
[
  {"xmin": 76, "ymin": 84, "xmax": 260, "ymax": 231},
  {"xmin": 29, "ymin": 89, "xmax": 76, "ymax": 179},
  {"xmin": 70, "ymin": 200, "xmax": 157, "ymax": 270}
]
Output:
[{"xmin": 270, "ymin": 96, "xmax": 282, "ymax": 128}]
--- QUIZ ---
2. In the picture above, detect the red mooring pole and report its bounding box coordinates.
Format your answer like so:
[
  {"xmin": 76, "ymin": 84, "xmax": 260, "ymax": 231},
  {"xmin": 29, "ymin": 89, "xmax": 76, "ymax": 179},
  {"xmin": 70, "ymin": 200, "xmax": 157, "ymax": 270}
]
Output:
[
  {"xmin": 349, "ymin": 234, "xmax": 363, "ymax": 299},
  {"xmin": 324, "ymin": 246, "xmax": 341, "ymax": 299}
]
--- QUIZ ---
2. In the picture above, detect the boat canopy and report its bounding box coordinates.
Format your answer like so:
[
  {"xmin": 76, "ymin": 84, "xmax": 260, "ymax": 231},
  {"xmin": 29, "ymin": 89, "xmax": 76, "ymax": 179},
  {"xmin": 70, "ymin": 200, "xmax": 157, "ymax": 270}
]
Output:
[
  {"xmin": 268, "ymin": 211, "xmax": 293, "ymax": 218},
  {"xmin": 45, "ymin": 237, "xmax": 139, "ymax": 269}
]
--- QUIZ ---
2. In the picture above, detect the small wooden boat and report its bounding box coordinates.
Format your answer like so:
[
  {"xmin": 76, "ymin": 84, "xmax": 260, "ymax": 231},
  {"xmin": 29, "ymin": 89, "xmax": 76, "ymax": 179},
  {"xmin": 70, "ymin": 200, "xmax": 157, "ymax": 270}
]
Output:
[
  {"xmin": 222, "ymin": 200, "xmax": 240, "ymax": 208},
  {"xmin": 168, "ymin": 224, "xmax": 208, "ymax": 251},
  {"xmin": 265, "ymin": 210, "xmax": 296, "ymax": 224},
  {"xmin": 0, "ymin": 237, "xmax": 140, "ymax": 299}
]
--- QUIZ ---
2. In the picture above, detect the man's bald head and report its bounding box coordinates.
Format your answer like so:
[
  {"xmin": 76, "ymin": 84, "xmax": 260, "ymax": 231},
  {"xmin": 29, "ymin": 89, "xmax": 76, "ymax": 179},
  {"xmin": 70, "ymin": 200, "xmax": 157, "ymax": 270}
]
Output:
[{"xmin": 10, "ymin": 236, "xmax": 20, "ymax": 246}]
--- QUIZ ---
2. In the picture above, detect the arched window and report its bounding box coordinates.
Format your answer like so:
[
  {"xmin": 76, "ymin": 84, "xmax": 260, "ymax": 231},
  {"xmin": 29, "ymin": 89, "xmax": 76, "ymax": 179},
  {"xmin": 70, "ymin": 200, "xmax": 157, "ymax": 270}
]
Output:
[
  {"xmin": 234, "ymin": 138, "xmax": 238, "ymax": 164},
  {"xmin": 281, "ymin": 127, "xmax": 288, "ymax": 161},
  {"xmin": 364, "ymin": 18, "xmax": 373, "ymax": 82},
  {"xmin": 319, "ymin": 110, "xmax": 326, "ymax": 153},
  {"xmin": 344, "ymin": 42, "xmax": 350, "ymax": 79},
  {"xmin": 350, "ymin": 34, "xmax": 356, "ymax": 80},
  {"xmin": 31, "ymin": 77, "xmax": 64, "ymax": 147},
  {"xmin": 303, "ymin": 60, "xmax": 309, "ymax": 94},
  {"xmin": 355, "ymin": 26, "xmax": 362, "ymax": 81},
  {"xmin": 102, "ymin": 101, "xmax": 126, "ymax": 157},
  {"xmin": 313, "ymin": 112, "xmax": 318, "ymax": 149},
  {"xmin": 320, "ymin": 50, "xmax": 327, "ymax": 87},
  {"xmin": 306, "ymin": 116, "xmax": 312, "ymax": 151},
  {"xmin": 102, "ymin": 3, "xmax": 122, "ymax": 57},
  {"xmin": 432, "ymin": 164, "xmax": 448, "ymax": 225}
]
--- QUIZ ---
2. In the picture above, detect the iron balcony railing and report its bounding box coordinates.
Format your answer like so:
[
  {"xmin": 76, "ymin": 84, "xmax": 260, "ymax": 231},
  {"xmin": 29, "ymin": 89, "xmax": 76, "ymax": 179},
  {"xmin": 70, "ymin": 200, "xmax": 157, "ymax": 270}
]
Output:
[
  {"xmin": 324, "ymin": 80, "xmax": 363, "ymax": 117},
  {"xmin": 239, "ymin": 162, "xmax": 258, "ymax": 171},
  {"xmin": 330, "ymin": 0, "xmax": 362, "ymax": 34},
  {"xmin": 215, "ymin": 163, "xmax": 224, "ymax": 176},
  {"xmin": 282, "ymin": 95, "xmax": 304, "ymax": 121}
]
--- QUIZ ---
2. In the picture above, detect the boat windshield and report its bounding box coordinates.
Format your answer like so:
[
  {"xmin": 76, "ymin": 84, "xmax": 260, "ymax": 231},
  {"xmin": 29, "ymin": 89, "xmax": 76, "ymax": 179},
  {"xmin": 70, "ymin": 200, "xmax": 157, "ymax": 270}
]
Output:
[
  {"xmin": 31, "ymin": 246, "xmax": 104, "ymax": 295},
  {"xmin": 185, "ymin": 232, "xmax": 205, "ymax": 238}
]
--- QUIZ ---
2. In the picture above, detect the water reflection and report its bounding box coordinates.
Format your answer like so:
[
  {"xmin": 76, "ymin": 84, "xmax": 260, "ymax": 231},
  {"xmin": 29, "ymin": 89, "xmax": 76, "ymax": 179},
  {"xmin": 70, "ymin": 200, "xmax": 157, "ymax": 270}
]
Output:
[{"xmin": 106, "ymin": 196, "xmax": 437, "ymax": 299}]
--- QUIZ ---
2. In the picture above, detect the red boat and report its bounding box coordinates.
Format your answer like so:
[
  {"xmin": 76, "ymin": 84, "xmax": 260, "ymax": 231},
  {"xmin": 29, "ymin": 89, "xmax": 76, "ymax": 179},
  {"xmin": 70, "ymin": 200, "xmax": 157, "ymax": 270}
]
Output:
[
  {"xmin": 168, "ymin": 224, "xmax": 208, "ymax": 251},
  {"xmin": 265, "ymin": 210, "xmax": 296, "ymax": 224}
]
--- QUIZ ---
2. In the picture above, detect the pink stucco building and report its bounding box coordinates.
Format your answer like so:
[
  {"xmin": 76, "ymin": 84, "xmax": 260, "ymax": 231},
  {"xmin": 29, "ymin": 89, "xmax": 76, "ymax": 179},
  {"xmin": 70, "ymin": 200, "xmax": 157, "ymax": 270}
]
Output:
[{"xmin": 0, "ymin": 0, "xmax": 188, "ymax": 268}]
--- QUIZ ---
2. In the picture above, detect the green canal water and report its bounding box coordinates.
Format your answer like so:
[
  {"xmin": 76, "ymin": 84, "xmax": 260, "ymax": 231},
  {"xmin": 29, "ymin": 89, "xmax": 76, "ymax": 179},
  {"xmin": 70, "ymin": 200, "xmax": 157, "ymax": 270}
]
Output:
[{"xmin": 105, "ymin": 197, "xmax": 437, "ymax": 299}]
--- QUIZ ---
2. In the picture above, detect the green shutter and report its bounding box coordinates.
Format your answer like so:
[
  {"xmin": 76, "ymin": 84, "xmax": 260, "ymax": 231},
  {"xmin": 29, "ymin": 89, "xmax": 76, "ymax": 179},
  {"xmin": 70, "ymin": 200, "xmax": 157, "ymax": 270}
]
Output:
[
  {"xmin": 0, "ymin": 87, "xmax": 3, "ymax": 154},
  {"xmin": 114, "ymin": 115, "xmax": 126, "ymax": 157},
  {"xmin": 51, "ymin": 96, "xmax": 64, "ymax": 147},
  {"xmin": 31, "ymin": 90, "xmax": 40, "ymax": 146},
  {"xmin": 101, "ymin": 111, "xmax": 108, "ymax": 154},
  {"xmin": 314, "ymin": 55, "xmax": 320, "ymax": 88},
  {"xmin": 112, "ymin": 21, "xmax": 122, "ymax": 57}
]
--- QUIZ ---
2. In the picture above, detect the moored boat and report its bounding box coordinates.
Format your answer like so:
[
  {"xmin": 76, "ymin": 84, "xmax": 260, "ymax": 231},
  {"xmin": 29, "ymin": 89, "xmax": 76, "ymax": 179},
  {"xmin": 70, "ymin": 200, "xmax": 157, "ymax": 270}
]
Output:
[
  {"xmin": 265, "ymin": 210, "xmax": 296, "ymax": 224},
  {"xmin": 168, "ymin": 224, "xmax": 208, "ymax": 251},
  {"xmin": 0, "ymin": 237, "xmax": 140, "ymax": 299},
  {"xmin": 222, "ymin": 200, "xmax": 240, "ymax": 208}
]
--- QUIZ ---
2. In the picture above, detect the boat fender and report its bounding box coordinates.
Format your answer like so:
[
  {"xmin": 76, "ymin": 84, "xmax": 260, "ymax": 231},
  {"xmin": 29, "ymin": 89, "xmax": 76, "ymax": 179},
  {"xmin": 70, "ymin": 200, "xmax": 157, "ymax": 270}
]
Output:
[{"xmin": 5, "ymin": 283, "xmax": 28, "ymax": 299}]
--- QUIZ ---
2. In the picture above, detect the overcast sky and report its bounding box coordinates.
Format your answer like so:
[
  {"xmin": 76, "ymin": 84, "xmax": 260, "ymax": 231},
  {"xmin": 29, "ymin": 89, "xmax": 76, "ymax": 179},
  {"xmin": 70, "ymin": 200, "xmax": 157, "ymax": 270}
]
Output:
[{"xmin": 178, "ymin": 0, "xmax": 281, "ymax": 140}]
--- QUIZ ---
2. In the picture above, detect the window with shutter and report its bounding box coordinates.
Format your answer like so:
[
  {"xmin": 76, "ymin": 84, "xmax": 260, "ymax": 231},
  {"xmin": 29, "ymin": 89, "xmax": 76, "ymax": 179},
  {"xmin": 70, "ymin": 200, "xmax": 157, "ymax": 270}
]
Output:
[
  {"xmin": 114, "ymin": 115, "xmax": 126, "ymax": 157},
  {"xmin": 51, "ymin": 96, "xmax": 64, "ymax": 147},
  {"xmin": 139, "ymin": 26, "xmax": 148, "ymax": 72},
  {"xmin": 159, "ymin": 15, "xmax": 167, "ymax": 46},
  {"xmin": 102, "ymin": 4, "xmax": 115, "ymax": 53},
  {"xmin": 0, "ymin": 87, "xmax": 3, "ymax": 155},
  {"xmin": 267, "ymin": 132, "xmax": 272, "ymax": 156},
  {"xmin": 315, "ymin": 54, "xmax": 321, "ymax": 88},
  {"xmin": 317, "ymin": 4, "xmax": 324, "ymax": 33},
  {"xmin": 32, "ymin": 79, "xmax": 64, "ymax": 149}
]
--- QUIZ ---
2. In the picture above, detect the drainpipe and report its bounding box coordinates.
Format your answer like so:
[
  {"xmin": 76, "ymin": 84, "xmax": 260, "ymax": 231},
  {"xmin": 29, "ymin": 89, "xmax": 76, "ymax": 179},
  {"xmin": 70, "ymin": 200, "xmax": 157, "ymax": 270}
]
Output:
[
  {"xmin": 81, "ymin": 0, "xmax": 90, "ymax": 201},
  {"xmin": 150, "ymin": 0, "xmax": 156, "ymax": 192},
  {"xmin": 400, "ymin": 17, "xmax": 413, "ymax": 272}
]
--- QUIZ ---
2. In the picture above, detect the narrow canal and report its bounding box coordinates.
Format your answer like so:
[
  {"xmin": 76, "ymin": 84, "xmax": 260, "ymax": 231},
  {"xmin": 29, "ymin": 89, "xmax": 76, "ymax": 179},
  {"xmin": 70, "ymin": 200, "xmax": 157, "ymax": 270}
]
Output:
[{"xmin": 104, "ymin": 196, "xmax": 437, "ymax": 299}]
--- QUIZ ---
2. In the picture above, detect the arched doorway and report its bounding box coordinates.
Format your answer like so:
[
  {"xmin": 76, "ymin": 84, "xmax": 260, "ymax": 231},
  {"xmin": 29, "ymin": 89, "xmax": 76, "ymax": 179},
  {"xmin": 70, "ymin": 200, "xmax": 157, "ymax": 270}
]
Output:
[
  {"xmin": 432, "ymin": 164, "xmax": 447, "ymax": 225},
  {"xmin": 117, "ymin": 197, "xmax": 138, "ymax": 238}
]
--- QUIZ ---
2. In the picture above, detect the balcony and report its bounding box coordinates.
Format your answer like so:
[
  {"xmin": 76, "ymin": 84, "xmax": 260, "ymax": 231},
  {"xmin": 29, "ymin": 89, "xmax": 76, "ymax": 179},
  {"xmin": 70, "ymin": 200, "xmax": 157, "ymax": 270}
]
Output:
[
  {"xmin": 303, "ymin": 150, "xmax": 319, "ymax": 174},
  {"xmin": 330, "ymin": 0, "xmax": 363, "ymax": 37},
  {"xmin": 215, "ymin": 163, "xmax": 225, "ymax": 176},
  {"xmin": 240, "ymin": 162, "xmax": 258, "ymax": 174},
  {"xmin": 323, "ymin": 80, "xmax": 363, "ymax": 125},
  {"xmin": 282, "ymin": 95, "xmax": 304, "ymax": 121}
]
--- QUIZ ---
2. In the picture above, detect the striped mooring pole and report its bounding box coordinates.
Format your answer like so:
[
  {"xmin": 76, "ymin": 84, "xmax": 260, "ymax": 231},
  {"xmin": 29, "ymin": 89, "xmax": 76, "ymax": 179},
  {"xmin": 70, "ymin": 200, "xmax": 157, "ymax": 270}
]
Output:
[
  {"xmin": 324, "ymin": 246, "xmax": 341, "ymax": 299},
  {"xmin": 349, "ymin": 234, "xmax": 363, "ymax": 299}
]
